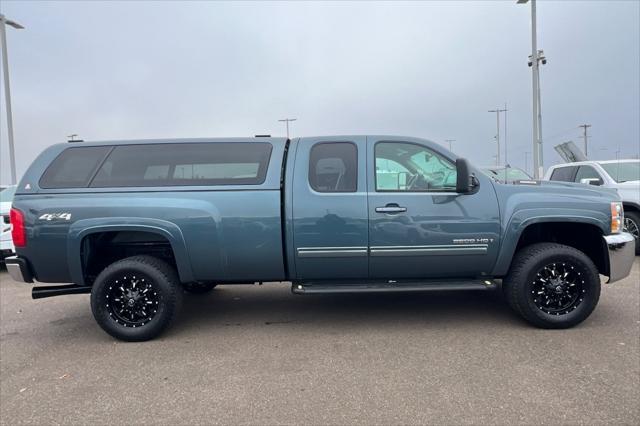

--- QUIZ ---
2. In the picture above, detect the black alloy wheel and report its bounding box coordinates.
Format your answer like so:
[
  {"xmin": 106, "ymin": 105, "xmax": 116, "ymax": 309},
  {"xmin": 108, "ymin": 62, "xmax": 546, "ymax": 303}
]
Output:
[
  {"xmin": 106, "ymin": 272, "xmax": 159, "ymax": 327},
  {"xmin": 503, "ymin": 243, "xmax": 600, "ymax": 329},
  {"xmin": 530, "ymin": 261, "xmax": 585, "ymax": 316},
  {"xmin": 91, "ymin": 255, "xmax": 182, "ymax": 341}
]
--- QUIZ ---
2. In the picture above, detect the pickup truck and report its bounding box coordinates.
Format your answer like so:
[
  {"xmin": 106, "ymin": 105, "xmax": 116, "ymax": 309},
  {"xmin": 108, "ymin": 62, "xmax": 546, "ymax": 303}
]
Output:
[
  {"xmin": 544, "ymin": 159, "xmax": 640, "ymax": 254},
  {"xmin": 5, "ymin": 136, "xmax": 636, "ymax": 341}
]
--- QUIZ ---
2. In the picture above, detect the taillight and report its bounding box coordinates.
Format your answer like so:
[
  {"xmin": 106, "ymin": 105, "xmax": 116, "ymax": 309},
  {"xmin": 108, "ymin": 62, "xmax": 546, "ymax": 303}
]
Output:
[{"xmin": 10, "ymin": 208, "xmax": 26, "ymax": 247}]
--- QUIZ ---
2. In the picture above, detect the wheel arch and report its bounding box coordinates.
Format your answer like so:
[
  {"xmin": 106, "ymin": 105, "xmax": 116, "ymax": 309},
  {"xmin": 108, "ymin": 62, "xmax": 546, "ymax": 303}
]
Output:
[
  {"xmin": 67, "ymin": 218, "xmax": 194, "ymax": 286},
  {"xmin": 623, "ymin": 202, "xmax": 640, "ymax": 214},
  {"xmin": 493, "ymin": 216, "xmax": 609, "ymax": 277}
]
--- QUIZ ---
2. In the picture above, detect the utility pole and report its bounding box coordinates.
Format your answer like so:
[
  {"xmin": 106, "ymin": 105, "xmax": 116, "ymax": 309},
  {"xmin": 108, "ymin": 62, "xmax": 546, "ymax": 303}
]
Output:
[
  {"xmin": 503, "ymin": 102, "xmax": 508, "ymax": 166},
  {"xmin": 445, "ymin": 139, "xmax": 455, "ymax": 151},
  {"xmin": 278, "ymin": 118, "xmax": 297, "ymax": 139},
  {"xmin": 524, "ymin": 151, "xmax": 530, "ymax": 175},
  {"xmin": 488, "ymin": 107, "xmax": 507, "ymax": 167},
  {"xmin": 0, "ymin": 14, "xmax": 24, "ymax": 185},
  {"xmin": 579, "ymin": 124, "xmax": 591, "ymax": 157},
  {"xmin": 517, "ymin": 0, "xmax": 546, "ymax": 179}
]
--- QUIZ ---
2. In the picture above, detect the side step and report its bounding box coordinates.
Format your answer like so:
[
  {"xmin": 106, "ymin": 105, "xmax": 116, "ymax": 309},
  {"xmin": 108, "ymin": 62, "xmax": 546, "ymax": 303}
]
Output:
[
  {"xmin": 292, "ymin": 279, "xmax": 497, "ymax": 294},
  {"xmin": 32, "ymin": 284, "xmax": 91, "ymax": 300}
]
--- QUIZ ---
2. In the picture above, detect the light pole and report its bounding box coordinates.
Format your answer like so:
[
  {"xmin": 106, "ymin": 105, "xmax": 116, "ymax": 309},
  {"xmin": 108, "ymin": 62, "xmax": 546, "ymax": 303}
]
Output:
[
  {"xmin": 488, "ymin": 107, "xmax": 507, "ymax": 167},
  {"xmin": 445, "ymin": 139, "xmax": 455, "ymax": 151},
  {"xmin": 278, "ymin": 118, "xmax": 297, "ymax": 139},
  {"xmin": 0, "ymin": 14, "xmax": 24, "ymax": 185},
  {"xmin": 517, "ymin": 0, "xmax": 546, "ymax": 179}
]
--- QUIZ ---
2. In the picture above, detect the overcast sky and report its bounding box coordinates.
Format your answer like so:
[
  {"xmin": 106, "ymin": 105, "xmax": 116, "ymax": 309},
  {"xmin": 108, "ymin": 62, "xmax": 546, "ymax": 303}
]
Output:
[{"xmin": 1, "ymin": 0, "xmax": 639, "ymax": 184}]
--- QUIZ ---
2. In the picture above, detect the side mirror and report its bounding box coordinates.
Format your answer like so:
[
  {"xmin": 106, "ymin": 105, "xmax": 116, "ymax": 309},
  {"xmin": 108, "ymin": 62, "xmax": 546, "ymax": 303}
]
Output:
[
  {"xmin": 579, "ymin": 178, "xmax": 602, "ymax": 186},
  {"xmin": 456, "ymin": 158, "xmax": 474, "ymax": 193}
]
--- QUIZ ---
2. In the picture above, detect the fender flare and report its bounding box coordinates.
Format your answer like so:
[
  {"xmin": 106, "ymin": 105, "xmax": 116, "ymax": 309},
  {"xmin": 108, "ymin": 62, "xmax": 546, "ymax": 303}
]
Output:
[
  {"xmin": 67, "ymin": 217, "xmax": 194, "ymax": 286},
  {"xmin": 492, "ymin": 212, "xmax": 608, "ymax": 276}
]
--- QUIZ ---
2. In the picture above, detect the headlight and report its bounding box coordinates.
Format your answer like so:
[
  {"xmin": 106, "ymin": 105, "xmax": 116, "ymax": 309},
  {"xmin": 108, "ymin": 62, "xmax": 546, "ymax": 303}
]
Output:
[{"xmin": 610, "ymin": 202, "xmax": 624, "ymax": 234}]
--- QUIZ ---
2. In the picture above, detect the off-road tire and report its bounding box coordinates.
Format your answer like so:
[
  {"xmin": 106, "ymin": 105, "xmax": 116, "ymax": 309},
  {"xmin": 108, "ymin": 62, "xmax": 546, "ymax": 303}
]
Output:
[
  {"xmin": 503, "ymin": 243, "xmax": 600, "ymax": 329},
  {"xmin": 91, "ymin": 255, "xmax": 183, "ymax": 341}
]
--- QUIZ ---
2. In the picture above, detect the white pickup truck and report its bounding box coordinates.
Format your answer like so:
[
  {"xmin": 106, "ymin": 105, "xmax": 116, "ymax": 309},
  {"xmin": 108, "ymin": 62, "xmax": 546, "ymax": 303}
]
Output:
[
  {"xmin": 0, "ymin": 185, "xmax": 17, "ymax": 260},
  {"xmin": 544, "ymin": 159, "xmax": 640, "ymax": 254}
]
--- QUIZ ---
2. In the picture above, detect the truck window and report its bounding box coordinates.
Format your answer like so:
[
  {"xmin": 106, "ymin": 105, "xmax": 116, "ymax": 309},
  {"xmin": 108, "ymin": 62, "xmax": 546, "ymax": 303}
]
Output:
[
  {"xmin": 39, "ymin": 146, "xmax": 112, "ymax": 189},
  {"xmin": 574, "ymin": 166, "xmax": 602, "ymax": 183},
  {"xmin": 375, "ymin": 142, "xmax": 456, "ymax": 192},
  {"xmin": 90, "ymin": 142, "xmax": 272, "ymax": 187},
  {"xmin": 308, "ymin": 142, "xmax": 357, "ymax": 192},
  {"xmin": 549, "ymin": 166, "xmax": 578, "ymax": 182}
]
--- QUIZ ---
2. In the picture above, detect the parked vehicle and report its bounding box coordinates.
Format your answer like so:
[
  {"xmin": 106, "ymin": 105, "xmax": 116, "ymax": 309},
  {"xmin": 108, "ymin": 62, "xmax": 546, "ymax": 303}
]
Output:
[
  {"xmin": 0, "ymin": 185, "xmax": 17, "ymax": 260},
  {"xmin": 544, "ymin": 160, "xmax": 640, "ymax": 254},
  {"xmin": 5, "ymin": 136, "xmax": 635, "ymax": 341},
  {"xmin": 481, "ymin": 166, "xmax": 533, "ymax": 184}
]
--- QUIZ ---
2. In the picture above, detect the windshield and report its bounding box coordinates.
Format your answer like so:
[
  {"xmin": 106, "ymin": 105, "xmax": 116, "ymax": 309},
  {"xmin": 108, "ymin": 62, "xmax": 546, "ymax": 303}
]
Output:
[
  {"xmin": 600, "ymin": 162, "xmax": 640, "ymax": 183},
  {"xmin": 0, "ymin": 186, "xmax": 16, "ymax": 203}
]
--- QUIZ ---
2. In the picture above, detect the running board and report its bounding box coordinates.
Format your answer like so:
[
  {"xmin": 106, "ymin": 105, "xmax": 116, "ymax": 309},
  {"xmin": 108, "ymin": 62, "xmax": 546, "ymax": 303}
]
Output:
[
  {"xmin": 32, "ymin": 284, "xmax": 91, "ymax": 299},
  {"xmin": 291, "ymin": 279, "xmax": 496, "ymax": 294}
]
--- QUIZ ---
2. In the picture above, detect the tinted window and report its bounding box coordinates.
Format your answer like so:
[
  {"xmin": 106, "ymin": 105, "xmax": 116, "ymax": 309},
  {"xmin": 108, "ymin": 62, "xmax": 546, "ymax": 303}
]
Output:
[
  {"xmin": 308, "ymin": 142, "xmax": 357, "ymax": 192},
  {"xmin": 91, "ymin": 143, "xmax": 272, "ymax": 187},
  {"xmin": 40, "ymin": 146, "xmax": 111, "ymax": 189},
  {"xmin": 375, "ymin": 142, "xmax": 456, "ymax": 191},
  {"xmin": 549, "ymin": 166, "xmax": 578, "ymax": 182},
  {"xmin": 574, "ymin": 166, "xmax": 602, "ymax": 184}
]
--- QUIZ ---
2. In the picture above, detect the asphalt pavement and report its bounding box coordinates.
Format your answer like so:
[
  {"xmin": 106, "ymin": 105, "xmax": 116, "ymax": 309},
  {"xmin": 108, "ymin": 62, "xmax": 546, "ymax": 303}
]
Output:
[{"xmin": 1, "ymin": 260, "xmax": 639, "ymax": 425}]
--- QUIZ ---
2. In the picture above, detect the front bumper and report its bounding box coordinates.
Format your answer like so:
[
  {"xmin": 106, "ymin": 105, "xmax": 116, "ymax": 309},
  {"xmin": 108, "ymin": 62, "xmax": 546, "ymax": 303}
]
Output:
[
  {"xmin": 604, "ymin": 232, "xmax": 636, "ymax": 283},
  {"xmin": 4, "ymin": 256, "xmax": 33, "ymax": 283}
]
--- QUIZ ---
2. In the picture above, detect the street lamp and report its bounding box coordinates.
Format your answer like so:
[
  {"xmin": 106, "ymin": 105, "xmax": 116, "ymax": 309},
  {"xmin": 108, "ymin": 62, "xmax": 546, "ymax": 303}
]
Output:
[
  {"xmin": 0, "ymin": 14, "xmax": 24, "ymax": 185},
  {"xmin": 517, "ymin": 0, "xmax": 546, "ymax": 179},
  {"xmin": 278, "ymin": 118, "xmax": 297, "ymax": 139}
]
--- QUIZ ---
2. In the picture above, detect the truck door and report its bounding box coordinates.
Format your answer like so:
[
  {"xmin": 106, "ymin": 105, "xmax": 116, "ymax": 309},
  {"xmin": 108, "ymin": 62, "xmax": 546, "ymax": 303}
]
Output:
[
  {"xmin": 367, "ymin": 136, "xmax": 501, "ymax": 279},
  {"xmin": 292, "ymin": 137, "xmax": 368, "ymax": 280}
]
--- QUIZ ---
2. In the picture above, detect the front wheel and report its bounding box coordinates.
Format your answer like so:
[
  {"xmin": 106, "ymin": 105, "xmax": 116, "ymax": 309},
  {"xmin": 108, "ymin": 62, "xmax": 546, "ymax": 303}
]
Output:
[
  {"xmin": 503, "ymin": 243, "xmax": 600, "ymax": 329},
  {"xmin": 91, "ymin": 255, "xmax": 183, "ymax": 341}
]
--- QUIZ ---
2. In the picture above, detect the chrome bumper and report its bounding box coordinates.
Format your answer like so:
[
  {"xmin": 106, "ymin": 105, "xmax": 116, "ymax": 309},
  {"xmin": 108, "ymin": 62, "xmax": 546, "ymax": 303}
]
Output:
[
  {"xmin": 4, "ymin": 256, "xmax": 33, "ymax": 283},
  {"xmin": 604, "ymin": 233, "xmax": 636, "ymax": 283}
]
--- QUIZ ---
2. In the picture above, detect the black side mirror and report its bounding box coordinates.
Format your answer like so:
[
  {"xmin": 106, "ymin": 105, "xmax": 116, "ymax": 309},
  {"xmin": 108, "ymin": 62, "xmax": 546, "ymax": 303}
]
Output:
[{"xmin": 456, "ymin": 158, "xmax": 473, "ymax": 193}]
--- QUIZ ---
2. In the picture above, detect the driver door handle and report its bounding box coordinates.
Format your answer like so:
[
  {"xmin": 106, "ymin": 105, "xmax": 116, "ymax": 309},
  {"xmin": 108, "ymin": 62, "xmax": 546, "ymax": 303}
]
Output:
[{"xmin": 375, "ymin": 203, "xmax": 407, "ymax": 214}]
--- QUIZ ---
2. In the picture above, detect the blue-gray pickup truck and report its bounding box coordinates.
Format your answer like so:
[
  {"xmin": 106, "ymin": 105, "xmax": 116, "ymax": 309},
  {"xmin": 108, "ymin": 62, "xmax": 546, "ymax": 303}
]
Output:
[{"xmin": 5, "ymin": 136, "xmax": 636, "ymax": 341}]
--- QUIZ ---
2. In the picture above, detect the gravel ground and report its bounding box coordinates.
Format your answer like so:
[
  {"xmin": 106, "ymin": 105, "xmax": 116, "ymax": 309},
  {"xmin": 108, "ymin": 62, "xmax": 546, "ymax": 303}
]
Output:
[{"xmin": 1, "ymin": 260, "xmax": 638, "ymax": 425}]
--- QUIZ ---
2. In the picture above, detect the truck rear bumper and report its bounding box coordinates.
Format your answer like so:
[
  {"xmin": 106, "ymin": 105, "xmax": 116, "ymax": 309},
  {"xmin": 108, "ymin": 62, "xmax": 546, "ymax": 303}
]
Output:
[
  {"xmin": 4, "ymin": 256, "xmax": 33, "ymax": 283},
  {"xmin": 604, "ymin": 233, "xmax": 635, "ymax": 283}
]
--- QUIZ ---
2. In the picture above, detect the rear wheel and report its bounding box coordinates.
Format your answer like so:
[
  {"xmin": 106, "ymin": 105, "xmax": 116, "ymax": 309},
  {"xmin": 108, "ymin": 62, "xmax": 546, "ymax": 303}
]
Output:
[
  {"xmin": 623, "ymin": 210, "xmax": 640, "ymax": 255},
  {"xmin": 91, "ymin": 255, "xmax": 183, "ymax": 341},
  {"xmin": 503, "ymin": 243, "xmax": 600, "ymax": 329}
]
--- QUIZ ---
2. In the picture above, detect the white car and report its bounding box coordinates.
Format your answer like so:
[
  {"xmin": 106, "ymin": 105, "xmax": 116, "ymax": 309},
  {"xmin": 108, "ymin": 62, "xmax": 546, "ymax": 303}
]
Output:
[
  {"xmin": 0, "ymin": 185, "xmax": 17, "ymax": 260},
  {"xmin": 544, "ymin": 160, "xmax": 640, "ymax": 254}
]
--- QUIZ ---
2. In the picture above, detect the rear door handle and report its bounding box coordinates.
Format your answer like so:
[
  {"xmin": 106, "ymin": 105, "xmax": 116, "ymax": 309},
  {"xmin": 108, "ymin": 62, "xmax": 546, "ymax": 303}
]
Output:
[{"xmin": 375, "ymin": 204, "xmax": 407, "ymax": 214}]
